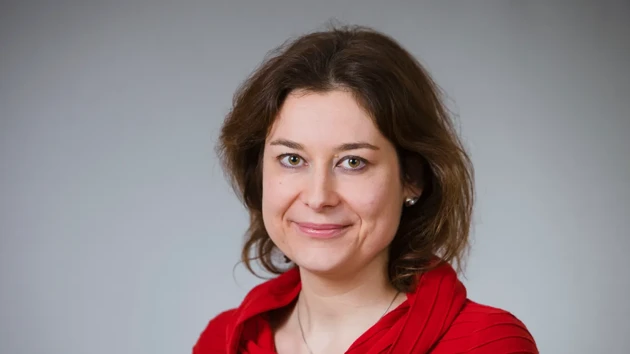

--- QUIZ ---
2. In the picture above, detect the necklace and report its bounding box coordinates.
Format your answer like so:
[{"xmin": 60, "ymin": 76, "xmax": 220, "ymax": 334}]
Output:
[{"xmin": 296, "ymin": 290, "xmax": 401, "ymax": 354}]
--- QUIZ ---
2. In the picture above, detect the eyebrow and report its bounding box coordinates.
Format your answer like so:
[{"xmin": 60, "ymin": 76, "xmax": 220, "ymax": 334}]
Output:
[{"xmin": 269, "ymin": 139, "xmax": 380, "ymax": 152}]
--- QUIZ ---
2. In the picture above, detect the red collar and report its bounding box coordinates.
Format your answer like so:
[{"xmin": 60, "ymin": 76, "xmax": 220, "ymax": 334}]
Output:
[{"xmin": 225, "ymin": 263, "xmax": 467, "ymax": 353}]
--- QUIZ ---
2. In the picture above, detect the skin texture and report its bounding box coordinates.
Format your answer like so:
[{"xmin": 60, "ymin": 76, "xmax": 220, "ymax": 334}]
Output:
[
  {"xmin": 261, "ymin": 90, "xmax": 415, "ymax": 352},
  {"xmin": 262, "ymin": 89, "xmax": 411, "ymax": 279}
]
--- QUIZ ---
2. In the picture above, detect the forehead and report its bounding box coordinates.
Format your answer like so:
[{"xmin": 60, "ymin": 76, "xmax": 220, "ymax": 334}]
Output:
[{"xmin": 267, "ymin": 90, "xmax": 382, "ymax": 144}]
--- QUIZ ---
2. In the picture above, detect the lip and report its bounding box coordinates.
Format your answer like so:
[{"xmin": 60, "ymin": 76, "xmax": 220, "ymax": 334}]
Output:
[{"xmin": 293, "ymin": 222, "xmax": 351, "ymax": 239}]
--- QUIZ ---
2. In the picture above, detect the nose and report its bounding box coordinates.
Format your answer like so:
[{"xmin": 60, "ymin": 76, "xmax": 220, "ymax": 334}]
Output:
[{"xmin": 301, "ymin": 165, "xmax": 340, "ymax": 211}]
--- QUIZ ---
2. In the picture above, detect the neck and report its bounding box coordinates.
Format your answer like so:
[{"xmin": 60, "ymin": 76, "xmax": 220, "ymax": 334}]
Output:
[{"xmin": 296, "ymin": 250, "xmax": 401, "ymax": 330}]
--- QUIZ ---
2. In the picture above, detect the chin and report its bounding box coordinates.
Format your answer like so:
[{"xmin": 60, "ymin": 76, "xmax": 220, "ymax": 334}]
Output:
[
  {"xmin": 295, "ymin": 249, "xmax": 356, "ymax": 277},
  {"xmin": 292, "ymin": 249, "xmax": 355, "ymax": 277}
]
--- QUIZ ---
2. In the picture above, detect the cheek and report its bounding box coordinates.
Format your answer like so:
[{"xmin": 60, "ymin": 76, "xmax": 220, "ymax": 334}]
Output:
[
  {"xmin": 347, "ymin": 183, "xmax": 401, "ymax": 218},
  {"xmin": 342, "ymin": 172, "xmax": 404, "ymax": 236},
  {"xmin": 261, "ymin": 165, "xmax": 297, "ymax": 236}
]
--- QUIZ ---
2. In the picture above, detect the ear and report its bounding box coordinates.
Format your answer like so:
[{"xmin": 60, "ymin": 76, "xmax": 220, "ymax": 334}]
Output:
[
  {"xmin": 402, "ymin": 170, "xmax": 423, "ymax": 200},
  {"xmin": 403, "ymin": 183, "xmax": 423, "ymax": 201},
  {"xmin": 399, "ymin": 152, "xmax": 425, "ymax": 202}
]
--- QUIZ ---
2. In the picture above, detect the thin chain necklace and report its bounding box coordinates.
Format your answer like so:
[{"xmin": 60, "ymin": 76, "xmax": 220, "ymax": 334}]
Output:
[{"xmin": 296, "ymin": 290, "xmax": 401, "ymax": 354}]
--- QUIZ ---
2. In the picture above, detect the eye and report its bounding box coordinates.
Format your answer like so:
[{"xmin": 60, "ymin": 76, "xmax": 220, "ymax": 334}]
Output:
[
  {"xmin": 338, "ymin": 156, "xmax": 367, "ymax": 170},
  {"xmin": 279, "ymin": 154, "xmax": 305, "ymax": 168}
]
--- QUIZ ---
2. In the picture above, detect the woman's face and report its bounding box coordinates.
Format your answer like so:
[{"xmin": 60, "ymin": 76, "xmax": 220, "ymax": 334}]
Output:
[{"xmin": 262, "ymin": 90, "xmax": 411, "ymax": 276}]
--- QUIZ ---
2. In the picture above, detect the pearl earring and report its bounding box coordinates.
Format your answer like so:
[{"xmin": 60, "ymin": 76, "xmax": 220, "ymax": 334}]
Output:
[{"xmin": 404, "ymin": 197, "xmax": 418, "ymax": 207}]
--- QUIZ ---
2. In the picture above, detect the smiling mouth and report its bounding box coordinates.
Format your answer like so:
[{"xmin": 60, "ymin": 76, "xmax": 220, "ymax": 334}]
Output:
[{"xmin": 293, "ymin": 222, "xmax": 351, "ymax": 239}]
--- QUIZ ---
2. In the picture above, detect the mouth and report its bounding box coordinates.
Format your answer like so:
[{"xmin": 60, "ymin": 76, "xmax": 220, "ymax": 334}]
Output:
[{"xmin": 292, "ymin": 222, "xmax": 352, "ymax": 239}]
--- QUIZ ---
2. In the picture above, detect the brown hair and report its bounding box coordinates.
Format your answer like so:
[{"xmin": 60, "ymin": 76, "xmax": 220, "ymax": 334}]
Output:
[{"xmin": 217, "ymin": 25, "xmax": 474, "ymax": 292}]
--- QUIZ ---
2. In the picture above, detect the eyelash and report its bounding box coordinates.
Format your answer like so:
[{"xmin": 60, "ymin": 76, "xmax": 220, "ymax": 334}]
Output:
[{"xmin": 277, "ymin": 154, "xmax": 368, "ymax": 172}]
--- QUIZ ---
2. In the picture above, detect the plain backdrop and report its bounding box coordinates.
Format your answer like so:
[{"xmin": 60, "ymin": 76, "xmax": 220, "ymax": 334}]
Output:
[{"xmin": 1, "ymin": 1, "xmax": 628, "ymax": 353}]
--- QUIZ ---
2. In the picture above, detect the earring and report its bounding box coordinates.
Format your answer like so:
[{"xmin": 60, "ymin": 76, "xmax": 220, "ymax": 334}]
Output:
[{"xmin": 404, "ymin": 197, "xmax": 418, "ymax": 207}]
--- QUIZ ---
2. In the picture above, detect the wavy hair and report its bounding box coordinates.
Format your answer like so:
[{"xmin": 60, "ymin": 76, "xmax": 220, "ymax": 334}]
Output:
[{"xmin": 217, "ymin": 25, "xmax": 474, "ymax": 292}]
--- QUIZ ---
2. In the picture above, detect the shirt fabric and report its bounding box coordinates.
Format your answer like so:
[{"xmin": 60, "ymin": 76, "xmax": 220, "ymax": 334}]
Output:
[{"xmin": 193, "ymin": 263, "xmax": 538, "ymax": 353}]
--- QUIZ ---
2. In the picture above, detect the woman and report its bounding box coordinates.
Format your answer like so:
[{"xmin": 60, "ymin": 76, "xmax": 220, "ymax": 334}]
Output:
[{"xmin": 194, "ymin": 25, "xmax": 538, "ymax": 353}]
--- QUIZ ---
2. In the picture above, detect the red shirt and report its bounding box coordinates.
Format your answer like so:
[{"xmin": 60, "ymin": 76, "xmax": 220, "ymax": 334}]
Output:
[{"xmin": 193, "ymin": 263, "xmax": 538, "ymax": 353}]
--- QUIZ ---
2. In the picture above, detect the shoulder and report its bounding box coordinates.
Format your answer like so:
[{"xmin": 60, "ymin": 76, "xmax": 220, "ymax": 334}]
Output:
[
  {"xmin": 192, "ymin": 269, "xmax": 300, "ymax": 353},
  {"xmin": 192, "ymin": 309, "xmax": 237, "ymax": 354},
  {"xmin": 438, "ymin": 300, "xmax": 539, "ymax": 353}
]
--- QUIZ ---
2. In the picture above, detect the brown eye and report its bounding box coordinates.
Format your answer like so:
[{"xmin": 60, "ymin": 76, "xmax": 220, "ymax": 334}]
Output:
[
  {"xmin": 339, "ymin": 156, "xmax": 366, "ymax": 170},
  {"xmin": 279, "ymin": 154, "xmax": 304, "ymax": 167},
  {"xmin": 347, "ymin": 158, "xmax": 360, "ymax": 168}
]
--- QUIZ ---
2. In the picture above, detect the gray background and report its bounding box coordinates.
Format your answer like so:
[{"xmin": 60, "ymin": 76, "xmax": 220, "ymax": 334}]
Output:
[{"xmin": 1, "ymin": 1, "xmax": 628, "ymax": 353}]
